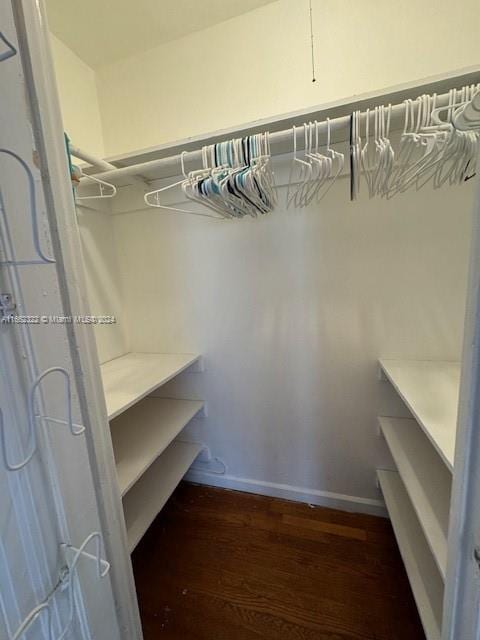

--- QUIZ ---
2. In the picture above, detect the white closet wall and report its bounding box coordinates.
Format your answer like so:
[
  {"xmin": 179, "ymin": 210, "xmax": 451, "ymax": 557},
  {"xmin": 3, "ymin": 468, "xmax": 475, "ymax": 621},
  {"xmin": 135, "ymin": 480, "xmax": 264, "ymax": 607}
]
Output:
[
  {"xmin": 96, "ymin": 0, "xmax": 480, "ymax": 156},
  {"xmin": 108, "ymin": 169, "xmax": 474, "ymax": 510},
  {"xmin": 45, "ymin": 2, "xmax": 480, "ymax": 513},
  {"xmin": 75, "ymin": 200, "xmax": 127, "ymax": 364},
  {"xmin": 48, "ymin": 35, "xmax": 125, "ymax": 364},
  {"xmin": 49, "ymin": 34, "xmax": 104, "ymax": 157}
]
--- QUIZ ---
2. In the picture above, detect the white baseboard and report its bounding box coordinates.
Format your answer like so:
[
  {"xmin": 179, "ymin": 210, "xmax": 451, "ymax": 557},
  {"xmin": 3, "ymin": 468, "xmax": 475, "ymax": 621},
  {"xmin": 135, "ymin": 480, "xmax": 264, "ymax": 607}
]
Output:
[{"xmin": 185, "ymin": 468, "xmax": 387, "ymax": 517}]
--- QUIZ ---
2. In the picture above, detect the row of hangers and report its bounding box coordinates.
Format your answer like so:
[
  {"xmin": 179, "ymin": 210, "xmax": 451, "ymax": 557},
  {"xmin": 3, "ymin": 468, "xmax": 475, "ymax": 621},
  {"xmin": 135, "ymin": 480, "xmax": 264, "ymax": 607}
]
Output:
[
  {"xmin": 355, "ymin": 85, "xmax": 480, "ymax": 200},
  {"xmin": 144, "ymin": 133, "xmax": 276, "ymax": 219},
  {"xmin": 73, "ymin": 84, "xmax": 480, "ymax": 217},
  {"xmin": 286, "ymin": 118, "xmax": 344, "ymax": 209}
]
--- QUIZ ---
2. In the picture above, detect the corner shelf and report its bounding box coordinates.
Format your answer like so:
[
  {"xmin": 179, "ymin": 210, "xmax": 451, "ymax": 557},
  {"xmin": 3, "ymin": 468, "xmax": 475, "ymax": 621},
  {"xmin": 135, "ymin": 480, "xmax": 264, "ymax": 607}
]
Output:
[
  {"xmin": 379, "ymin": 417, "xmax": 451, "ymax": 579},
  {"xmin": 377, "ymin": 470, "xmax": 444, "ymax": 640},
  {"xmin": 100, "ymin": 352, "xmax": 201, "ymax": 420},
  {"xmin": 380, "ymin": 360, "xmax": 460, "ymax": 471},
  {"xmin": 123, "ymin": 440, "xmax": 202, "ymax": 552},
  {"xmin": 111, "ymin": 397, "xmax": 204, "ymax": 496}
]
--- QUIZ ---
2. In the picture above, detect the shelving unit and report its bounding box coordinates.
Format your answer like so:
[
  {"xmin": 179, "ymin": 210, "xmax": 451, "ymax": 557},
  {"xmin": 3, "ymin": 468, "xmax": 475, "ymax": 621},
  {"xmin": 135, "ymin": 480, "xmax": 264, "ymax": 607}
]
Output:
[
  {"xmin": 111, "ymin": 397, "xmax": 204, "ymax": 495},
  {"xmin": 380, "ymin": 359, "xmax": 460, "ymax": 471},
  {"xmin": 101, "ymin": 352, "xmax": 201, "ymax": 420},
  {"xmin": 377, "ymin": 470, "xmax": 444, "ymax": 640},
  {"xmin": 123, "ymin": 440, "xmax": 203, "ymax": 552},
  {"xmin": 100, "ymin": 351, "xmax": 205, "ymax": 551},
  {"xmin": 378, "ymin": 417, "xmax": 451, "ymax": 579},
  {"xmin": 378, "ymin": 359, "xmax": 461, "ymax": 639}
]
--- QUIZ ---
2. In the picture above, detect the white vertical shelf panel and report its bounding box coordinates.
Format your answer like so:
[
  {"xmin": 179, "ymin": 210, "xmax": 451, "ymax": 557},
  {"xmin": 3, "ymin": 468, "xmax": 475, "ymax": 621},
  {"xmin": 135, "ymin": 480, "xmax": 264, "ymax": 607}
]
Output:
[
  {"xmin": 380, "ymin": 360, "xmax": 460, "ymax": 471},
  {"xmin": 111, "ymin": 397, "xmax": 204, "ymax": 495},
  {"xmin": 123, "ymin": 440, "xmax": 202, "ymax": 552},
  {"xmin": 378, "ymin": 470, "xmax": 444, "ymax": 640},
  {"xmin": 379, "ymin": 417, "xmax": 451, "ymax": 579},
  {"xmin": 100, "ymin": 352, "xmax": 200, "ymax": 419}
]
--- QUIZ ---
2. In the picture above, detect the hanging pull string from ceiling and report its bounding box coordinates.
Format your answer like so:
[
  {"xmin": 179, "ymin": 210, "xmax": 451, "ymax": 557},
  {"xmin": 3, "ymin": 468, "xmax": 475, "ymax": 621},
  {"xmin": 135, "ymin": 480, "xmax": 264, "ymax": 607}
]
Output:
[
  {"xmin": 84, "ymin": 81, "xmax": 480, "ymax": 217},
  {"xmin": 309, "ymin": 0, "xmax": 316, "ymax": 83}
]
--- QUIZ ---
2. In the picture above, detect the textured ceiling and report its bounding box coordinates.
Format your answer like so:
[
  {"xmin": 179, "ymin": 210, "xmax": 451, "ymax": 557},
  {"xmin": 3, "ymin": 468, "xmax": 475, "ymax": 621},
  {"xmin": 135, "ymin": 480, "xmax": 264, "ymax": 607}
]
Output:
[{"xmin": 46, "ymin": 0, "xmax": 278, "ymax": 68}]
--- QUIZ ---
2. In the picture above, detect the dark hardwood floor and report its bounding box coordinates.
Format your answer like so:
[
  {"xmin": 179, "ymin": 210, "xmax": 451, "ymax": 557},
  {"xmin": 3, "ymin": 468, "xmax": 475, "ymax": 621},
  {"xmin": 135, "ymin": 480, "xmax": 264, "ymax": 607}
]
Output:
[{"xmin": 132, "ymin": 482, "xmax": 425, "ymax": 640}]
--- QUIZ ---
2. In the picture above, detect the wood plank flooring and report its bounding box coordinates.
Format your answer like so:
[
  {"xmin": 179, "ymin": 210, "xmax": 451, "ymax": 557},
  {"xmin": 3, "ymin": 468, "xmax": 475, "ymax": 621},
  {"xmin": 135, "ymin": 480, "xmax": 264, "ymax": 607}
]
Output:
[{"xmin": 132, "ymin": 482, "xmax": 425, "ymax": 640}]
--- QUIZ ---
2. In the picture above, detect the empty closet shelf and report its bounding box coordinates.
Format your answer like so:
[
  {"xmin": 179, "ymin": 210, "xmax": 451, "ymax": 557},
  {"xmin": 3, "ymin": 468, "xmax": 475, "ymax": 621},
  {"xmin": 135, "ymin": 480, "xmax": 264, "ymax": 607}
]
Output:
[
  {"xmin": 123, "ymin": 440, "xmax": 202, "ymax": 552},
  {"xmin": 100, "ymin": 352, "xmax": 201, "ymax": 420},
  {"xmin": 379, "ymin": 417, "xmax": 451, "ymax": 579},
  {"xmin": 379, "ymin": 360, "xmax": 460, "ymax": 471},
  {"xmin": 111, "ymin": 397, "xmax": 204, "ymax": 495},
  {"xmin": 377, "ymin": 470, "xmax": 443, "ymax": 640}
]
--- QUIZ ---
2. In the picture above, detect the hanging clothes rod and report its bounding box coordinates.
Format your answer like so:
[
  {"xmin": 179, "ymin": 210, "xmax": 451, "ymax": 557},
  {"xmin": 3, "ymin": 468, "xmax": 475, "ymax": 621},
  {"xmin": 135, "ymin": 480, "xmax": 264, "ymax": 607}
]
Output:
[
  {"xmin": 88, "ymin": 85, "xmax": 478, "ymax": 184},
  {"xmin": 69, "ymin": 144, "xmax": 116, "ymax": 172},
  {"xmin": 69, "ymin": 145, "xmax": 148, "ymax": 188}
]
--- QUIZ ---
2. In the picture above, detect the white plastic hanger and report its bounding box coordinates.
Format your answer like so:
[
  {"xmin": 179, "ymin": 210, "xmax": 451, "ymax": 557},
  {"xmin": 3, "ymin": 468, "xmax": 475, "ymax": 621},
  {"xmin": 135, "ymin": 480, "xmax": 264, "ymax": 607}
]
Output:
[
  {"xmin": 301, "ymin": 121, "xmax": 329, "ymax": 206},
  {"xmin": 315, "ymin": 118, "xmax": 344, "ymax": 203},
  {"xmin": 75, "ymin": 168, "xmax": 117, "ymax": 200},
  {"xmin": 350, "ymin": 110, "xmax": 361, "ymax": 200},
  {"xmin": 374, "ymin": 105, "xmax": 394, "ymax": 198},
  {"xmin": 144, "ymin": 152, "xmax": 226, "ymax": 219},
  {"xmin": 287, "ymin": 125, "xmax": 312, "ymax": 209}
]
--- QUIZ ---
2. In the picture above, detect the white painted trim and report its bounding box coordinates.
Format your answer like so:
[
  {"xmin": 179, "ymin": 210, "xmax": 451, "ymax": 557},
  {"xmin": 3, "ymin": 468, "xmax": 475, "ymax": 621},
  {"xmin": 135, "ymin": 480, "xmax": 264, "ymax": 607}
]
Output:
[
  {"xmin": 185, "ymin": 469, "xmax": 387, "ymax": 518},
  {"xmin": 442, "ymin": 150, "xmax": 480, "ymax": 640}
]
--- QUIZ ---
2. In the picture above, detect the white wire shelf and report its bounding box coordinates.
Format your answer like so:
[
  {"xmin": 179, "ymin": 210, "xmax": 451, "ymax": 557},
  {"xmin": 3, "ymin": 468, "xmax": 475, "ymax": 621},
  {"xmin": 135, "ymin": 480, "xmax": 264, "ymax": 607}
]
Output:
[
  {"xmin": 110, "ymin": 397, "xmax": 204, "ymax": 496},
  {"xmin": 379, "ymin": 416, "xmax": 451, "ymax": 580},
  {"xmin": 100, "ymin": 352, "xmax": 201, "ymax": 420},
  {"xmin": 122, "ymin": 440, "xmax": 202, "ymax": 552},
  {"xmin": 377, "ymin": 470, "xmax": 444, "ymax": 640},
  {"xmin": 379, "ymin": 360, "xmax": 460, "ymax": 471}
]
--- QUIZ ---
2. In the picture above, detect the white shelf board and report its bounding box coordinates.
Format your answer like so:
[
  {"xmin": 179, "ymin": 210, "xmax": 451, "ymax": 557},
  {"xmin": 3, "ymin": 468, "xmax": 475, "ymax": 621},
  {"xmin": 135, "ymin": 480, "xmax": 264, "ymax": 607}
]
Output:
[
  {"xmin": 123, "ymin": 440, "xmax": 202, "ymax": 552},
  {"xmin": 378, "ymin": 470, "xmax": 444, "ymax": 640},
  {"xmin": 111, "ymin": 397, "xmax": 204, "ymax": 496},
  {"xmin": 379, "ymin": 417, "xmax": 451, "ymax": 580},
  {"xmin": 101, "ymin": 352, "xmax": 200, "ymax": 420},
  {"xmin": 101, "ymin": 67, "xmax": 480, "ymax": 186},
  {"xmin": 380, "ymin": 360, "xmax": 460, "ymax": 471}
]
